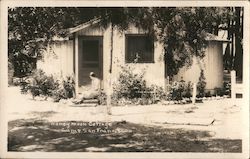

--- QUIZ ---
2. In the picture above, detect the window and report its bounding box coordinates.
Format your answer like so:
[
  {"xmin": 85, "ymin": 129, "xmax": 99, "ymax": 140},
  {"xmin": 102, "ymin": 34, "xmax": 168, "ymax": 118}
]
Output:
[{"xmin": 125, "ymin": 35, "xmax": 154, "ymax": 63}]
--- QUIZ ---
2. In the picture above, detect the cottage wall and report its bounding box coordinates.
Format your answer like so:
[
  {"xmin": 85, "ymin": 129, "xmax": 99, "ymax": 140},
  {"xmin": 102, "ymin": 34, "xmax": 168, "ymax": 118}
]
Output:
[
  {"xmin": 75, "ymin": 23, "xmax": 165, "ymax": 91},
  {"xmin": 112, "ymin": 25, "xmax": 165, "ymax": 88},
  {"xmin": 38, "ymin": 23, "xmax": 224, "ymax": 93},
  {"xmin": 174, "ymin": 41, "xmax": 224, "ymax": 90},
  {"xmin": 37, "ymin": 40, "xmax": 74, "ymax": 78}
]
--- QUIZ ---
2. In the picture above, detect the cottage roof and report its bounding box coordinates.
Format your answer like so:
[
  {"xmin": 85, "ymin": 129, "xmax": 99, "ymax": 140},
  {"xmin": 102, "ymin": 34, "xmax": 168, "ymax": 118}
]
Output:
[
  {"xmin": 68, "ymin": 18, "xmax": 101, "ymax": 34},
  {"xmin": 67, "ymin": 18, "xmax": 230, "ymax": 43}
]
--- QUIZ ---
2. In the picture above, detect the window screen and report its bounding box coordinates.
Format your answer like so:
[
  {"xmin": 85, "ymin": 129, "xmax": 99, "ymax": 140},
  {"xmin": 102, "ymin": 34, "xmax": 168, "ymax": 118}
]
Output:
[{"xmin": 82, "ymin": 40, "xmax": 99, "ymax": 62}]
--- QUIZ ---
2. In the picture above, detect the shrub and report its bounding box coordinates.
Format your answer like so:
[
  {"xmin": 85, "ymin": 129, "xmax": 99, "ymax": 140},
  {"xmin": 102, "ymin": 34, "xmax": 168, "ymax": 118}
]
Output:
[
  {"xmin": 168, "ymin": 81, "xmax": 183, "ymax": 101},
  {"xmin": 8, "ymin": 61, "xmax": 14, "ymax": 85},
  {"xmin": 98, "ymin": 91, "xmax": 107, "ymax": 105},
  {"xmin": 52, "ymin": 77, "xmax": 75, "ymax": 102},
  {"xmin": 24, "ymin": 69, "xmax": 75, "ymax": 101},
  {"xmin": 149, "ymin": 84, "xmax": 166, "ymax": 101},
  {"xmin": 214, "ymin": 87, "xmax": 223, "ymax": 96},
  {"xmin": 112, "ymin": 65, "xmax": 147, "ymax": 102},
  {"xmin": 30, "ymin": 69, "xmax": 59, "ymax": 97},
  {"xmin": 197, "ymin": 69, "xmax": 206, "ymax": 98},
  {"xmin": 205, "ymin": 91, "xmax": 211, "ymax": 97},
  {"xmin": 183, "ymin": 81, "xmax": 192, "ymax": 98},
  {"xmin": 223, "ymin": 81, "xmax": 231, "ymax": 96},
  {"xmin": 20, "ymin": 81, "xmax": 29, "ymax": 94},
  {"xmin": 62, "ymin": 76, "xmax": 75, "ymax": 98},
  {"xmin": 167, "ymin": 80, "xmax": 192, "ymax": 101},
  {"xmin": 112, "ymin": 65, "xmax": 164, "ymax": 105}
]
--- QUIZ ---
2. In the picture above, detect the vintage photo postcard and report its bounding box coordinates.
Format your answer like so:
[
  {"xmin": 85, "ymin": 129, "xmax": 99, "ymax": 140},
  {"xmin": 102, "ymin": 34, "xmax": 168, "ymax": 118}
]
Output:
[{"xmin": 0, "ymin": 0, "xmax": 249, "ymax": 158}]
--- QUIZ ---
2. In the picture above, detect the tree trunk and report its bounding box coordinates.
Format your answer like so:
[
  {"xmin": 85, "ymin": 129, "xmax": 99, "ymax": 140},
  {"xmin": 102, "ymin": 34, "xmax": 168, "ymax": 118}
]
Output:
[
  {"xmin": 106, "ymin": 24, "xmax": 114, "ymax": 115},
  {"xmin": 233, "ymin": 7, "xmax": 243, "ymax": 80},
  {"xmin": 224, "ymin": 10, "xmax": 232, "ymax": 72}
]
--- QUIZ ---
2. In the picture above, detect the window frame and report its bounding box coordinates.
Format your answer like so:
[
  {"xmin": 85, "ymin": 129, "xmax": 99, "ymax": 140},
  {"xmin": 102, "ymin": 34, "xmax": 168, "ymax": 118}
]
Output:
[{"xmin": 125, "ymin": 34, "xmax": 155, "ymax": 63}]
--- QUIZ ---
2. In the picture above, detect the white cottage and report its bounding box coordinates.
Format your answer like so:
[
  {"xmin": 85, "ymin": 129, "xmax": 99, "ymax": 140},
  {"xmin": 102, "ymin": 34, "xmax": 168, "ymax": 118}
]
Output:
[
  {"xmin": 37, "ymin": 19, "xmax": 228, "ymax": 94},
  {"xmin": 174, "ymin": 34, "xmax": 230, "ymax": 91}
]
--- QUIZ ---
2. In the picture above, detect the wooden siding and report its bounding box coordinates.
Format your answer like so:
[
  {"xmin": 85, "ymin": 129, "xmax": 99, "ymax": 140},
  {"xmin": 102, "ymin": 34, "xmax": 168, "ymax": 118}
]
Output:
[
  {"xmin": 75, "ymin": 23, "xmax": 165, "ymax": 91},
  {"xmin": 111, "ymin": 24, "xmax": 165, "ymax": 88},
  {"xmin": 37, "ymin": 40, "xmax": 74, "ymax": 77},
  {"xmin": 174, "ymin": 41, "xmax": 224, "ymax": 90}
]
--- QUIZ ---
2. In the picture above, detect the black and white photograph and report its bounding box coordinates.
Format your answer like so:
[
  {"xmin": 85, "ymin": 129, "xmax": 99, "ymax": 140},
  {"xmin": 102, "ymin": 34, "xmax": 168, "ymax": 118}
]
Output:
[{"xmin": 0, "ymin": 1, "xmax": 249, "ymax": 158}]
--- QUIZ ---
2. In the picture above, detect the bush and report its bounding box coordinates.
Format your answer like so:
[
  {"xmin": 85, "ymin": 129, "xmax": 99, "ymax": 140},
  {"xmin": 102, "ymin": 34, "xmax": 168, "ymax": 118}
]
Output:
[
  {"xmin": 223, "ymin": 81, "xmax": 231, "ymax": 96},
  {"xmin": 24, "ymin": 69, "xmax": 75, "ymax": 101},
  {"xmin": 214, "ymin": 87, "xmax": 224, "ymax": 96},
  {"xmin": 212, "ymin": 82, "xmax": 231, "ymax": 97},
  {"xmin": 113, "ymin": 65, "xmax": 147, "ymax": 100},
  {"xmin": 168, "ymin": 81, "xmax": 183, "ymax": 101},
  {"xmin": 205, "ymin": 91, "xmax": 211, "ymax": 97},
  {"xmin": 112, "ymin": 65, "xmax": 164, "ymax": 105},
  {"xmin": 30, "ymin": 69, "xmax": 59, "ymax": 98},
  {"xmin": 183, "ymin": 81, "xmax": 192, "ymax": 98},
  {"xmin": 167, "ymin": 80, "xmax": 192, "ymax": 101},
  {"xmin": 197, "ymin": 69, "xmax": 206, "ymax": 98},
  {"xmin": 149, "ymin": 84, "xmax": 166, "ymax": 101},
  {"xmin": 98, "ymin": 91, "xmax": 107, "ymax": 105},
  {"xmin": 52, "ymin": 76, "xmax": 75, "ymax": 102},
  {"xmin": 8, "ymin": 61, "xmax": 14, "ymax": 85}
]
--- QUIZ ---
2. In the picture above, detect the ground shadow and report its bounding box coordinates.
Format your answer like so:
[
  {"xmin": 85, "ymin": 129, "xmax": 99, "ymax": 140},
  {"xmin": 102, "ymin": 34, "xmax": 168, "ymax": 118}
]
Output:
[{"xmin": 8, "ymin": 119, "xmax": 241, "ymax": 152}]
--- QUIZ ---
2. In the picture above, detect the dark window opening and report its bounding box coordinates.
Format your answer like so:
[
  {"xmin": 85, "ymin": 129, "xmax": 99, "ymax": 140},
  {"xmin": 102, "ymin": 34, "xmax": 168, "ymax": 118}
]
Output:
[{"xmin": 125, "ymin": 35, "xmax": 154, "ymax": 63}]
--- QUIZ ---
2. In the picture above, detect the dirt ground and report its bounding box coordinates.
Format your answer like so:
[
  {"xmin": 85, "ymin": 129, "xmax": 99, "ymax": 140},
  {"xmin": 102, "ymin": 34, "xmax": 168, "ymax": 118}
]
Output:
[{"xmin": 5, "ymin": 86, "xmax": 244, "ymax": 152}]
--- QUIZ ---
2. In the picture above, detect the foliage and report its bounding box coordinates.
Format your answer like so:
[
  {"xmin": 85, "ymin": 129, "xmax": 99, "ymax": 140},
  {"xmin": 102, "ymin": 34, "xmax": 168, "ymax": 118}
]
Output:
[
  {"xmin": 23, "ymin": 69, "xmax": 75, "ymax": 101},
  {"xmin": 98, "ymin": 91, "xmax": 107, "ymax": 105},
  {"xmin": 112, "ymin": 65, "xmax": 165, "ymax": 105},
  {"xmin": 8, "ymin": 7, "xmax": 92, "ymax": 77},
  {"xmin": 197, "ymin": 70, "xmax": 206, "ymax": 98},
  {"xmin": 112, "ymin": 65, "xmax": 195, "ymax": 105},
  {"xmin": 52, "ymin": 76, "xmax": 75, "ymax": 102},
  {"xmin": 182, "ymin": 81, "xmax": 193, "ymax": 98},
  {"xmin": 214, "ymin": 87, "xmax": 224, "ymax": 96},
  {"xmin": 112, "ymin": 65, "xmax": 147, "ymax": 100},
  {"xmin": 168, "ymin": 81, "xmax": 184, "ymax": 101},
  {"xmin": 28, "ymin": 69, "xmax": 59, "ymax": 98},
  {"xmin": 98, "ymin": 7, "xmax": 234, "ymax": 76},
  {"xmin": 213, "ymin": 81, "xmax": 231, "ymax": 97},
  {"xmin": 8, "ymin": 7, "xmax": 236, "ymax": 78},
  {"xmin": 8, "ymin": 61, "xmax": 15, "ymax": 85},
  {"xmin": 223, "ymin": 81, "xmax": 231, "ymax": 96},
  {"xmin": 205, "ymin": 91, "xmax": 212, "ymax": 97},
  {"xmin": 167, "ymin": 80, "xmax": 193, "ymax": 101},
  {"xmin": 149, "ymin": 84, "xmax": 166, "ymax": 101}
]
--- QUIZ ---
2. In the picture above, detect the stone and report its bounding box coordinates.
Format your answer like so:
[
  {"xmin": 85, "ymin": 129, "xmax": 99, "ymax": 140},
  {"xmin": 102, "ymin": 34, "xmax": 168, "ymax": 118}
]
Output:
[{"xmin": 27, "ymin": 135, "xmax": 34, "ymax": 139}]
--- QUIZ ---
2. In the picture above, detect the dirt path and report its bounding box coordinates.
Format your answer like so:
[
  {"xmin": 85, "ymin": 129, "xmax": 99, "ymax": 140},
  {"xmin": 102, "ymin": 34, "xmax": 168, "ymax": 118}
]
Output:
[{"xmin": 6, "ymin": 86, "xmax": 244, "ymax": 152}]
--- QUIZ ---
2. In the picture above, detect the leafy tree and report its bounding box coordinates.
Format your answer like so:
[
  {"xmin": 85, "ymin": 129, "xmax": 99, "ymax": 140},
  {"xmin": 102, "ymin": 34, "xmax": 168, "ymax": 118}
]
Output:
[
  {"xmin": 9, "ymin": 7, "xmax": 238, "ymax": 78},
  {"xmin": 96, "ymin": 7, "xmax": 233, "ymax": 76},
  {"xmin": 8, "ymin": 7, "xmax": 99, "ymax": 77},
  {"xmin": 221, "ymin": 7, "xmax": 243, "ymax": 80}
]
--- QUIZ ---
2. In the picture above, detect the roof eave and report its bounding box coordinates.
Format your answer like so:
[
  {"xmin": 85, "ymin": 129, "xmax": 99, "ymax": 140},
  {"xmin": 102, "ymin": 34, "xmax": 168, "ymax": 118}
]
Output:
[{"xmin": 67, "ymin": 18, "xmax": 101, "ymax": 34}]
